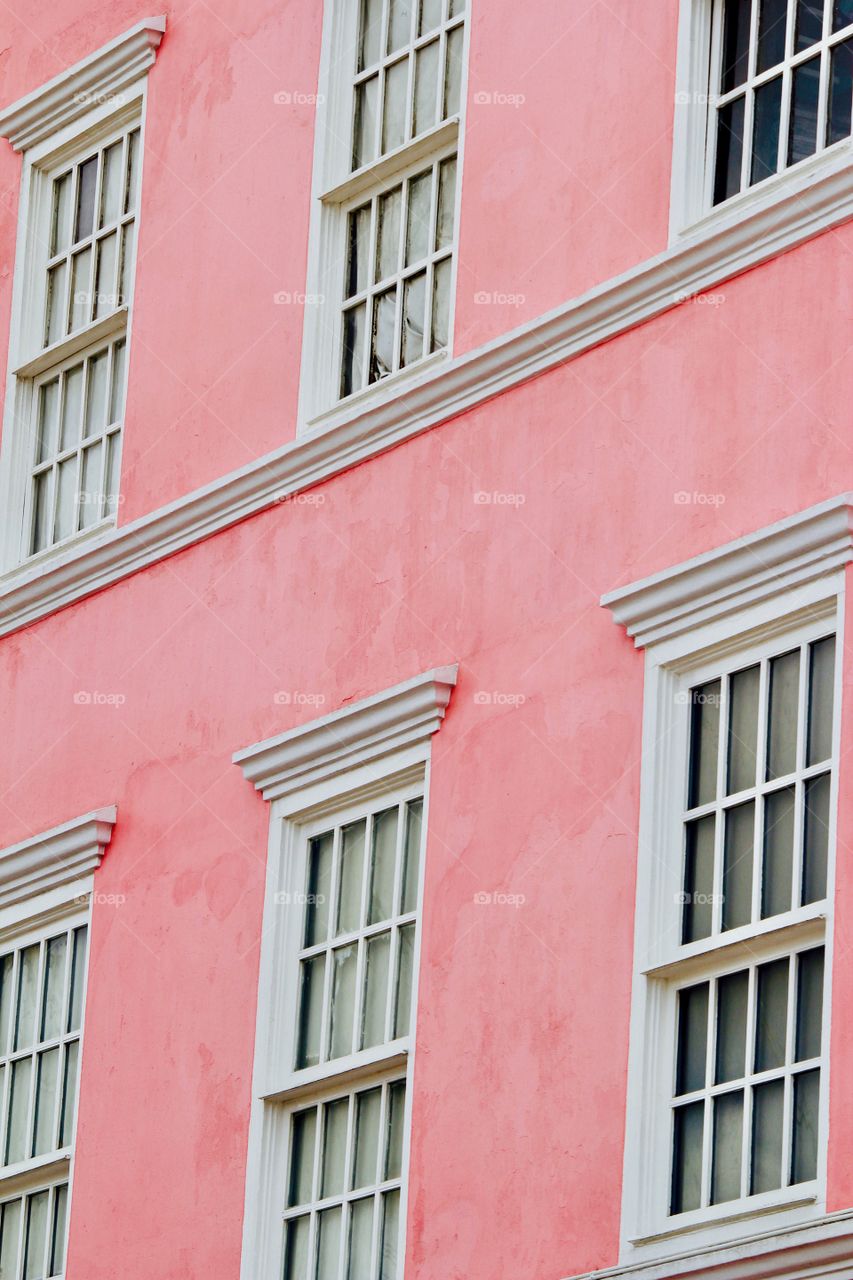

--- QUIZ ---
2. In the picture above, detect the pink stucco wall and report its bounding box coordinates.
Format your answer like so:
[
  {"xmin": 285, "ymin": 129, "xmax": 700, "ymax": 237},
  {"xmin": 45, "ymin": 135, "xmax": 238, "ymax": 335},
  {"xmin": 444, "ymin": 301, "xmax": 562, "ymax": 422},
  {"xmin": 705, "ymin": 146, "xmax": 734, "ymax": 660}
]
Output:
[{"xmin": 1, "ymin": 4, "xmax": 852, "ymax": 1279}]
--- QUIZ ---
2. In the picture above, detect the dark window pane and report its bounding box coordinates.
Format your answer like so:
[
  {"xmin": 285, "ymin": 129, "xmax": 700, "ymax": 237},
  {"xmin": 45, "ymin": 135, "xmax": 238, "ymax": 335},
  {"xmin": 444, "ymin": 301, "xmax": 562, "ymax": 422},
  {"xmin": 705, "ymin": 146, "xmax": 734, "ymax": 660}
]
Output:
[
  {"xmin": 802, "ymin": 772, "xmax": 831, "ymax": 904},
  {"xmin": 347, "ymin": 204, "xmax": 371, "ymax": 298},
  {"xmin": 722, "ymin": 0, "xmax": 753, "ymax": 91},
  {"xmin": 767, "ymin": 650, "xmax": 800, "ymax": 780},
  {"xmin": 671, "ymin": 1101, "xmax": 704, "ymax": 1214},
  {"xmin": 677, "ymin": 982, "xmax": 709, "ymax": 1095},
  {"xmin": 796, "ymin": 0, "xmax": 825, "ymax": 49},
  {"xmin": 684, "ymin": 815, "xmax": 716, "ymax": 943},
  {"xmin": 751, "ymin": 75, "xmax": 784, "ymax": 185},
  {"xmin": 728, "ymin": 665, "xmax": 760, "ymax": 793},
  {"xmin": 791, "ymin": 1069, "xmax": 820, "ymax": 1183},
  {"xmin": 288, "ymin": 1108, "xmax": 317, "ymax": 1208},
  {"xmin": 827, "ymin": 38, "xmax": 853, "ymax": 142},
  {"xmin": 795, "ymin": 947, "xmax": 824, "ymax": 1061},
  {"xmin": 758, "ymin": 0, "xmax": 789, "ymax": 70},
  {"xmin": 762, "ymin": 787, "xmax": 795, "ymax": 917},
  {"xmin": 716, "ymin": 969, "xmax": 749, "ymax": 1083},
  {"xmin": 834, "ymin": 0, "xmax": 853, "ymax": 30},
  {"xmin": 74, "ymin": 157, "xmax": 98, "ymax": 242},
  {"xmin": 751, "ymin": 1078, "xmax": 784, "ymax": 1192},
  {"xmin": 341, "ymin": 303, "xmax": 366, "ymax": 399},
  {"xmin": 807, "ymin": 636, "xmax": 835, "ymax": 764},
  {"xmin": 714, "ymin": 96, "xmax": 746, "ymax": 204},
  {"xmin": 755, "ymin": 958, "xmax": 789, "ymax": 1072},
  {"xmin": 712, "ymin": 1090, "xmax": 744, "ymax": 1203},
  {"xmin": 689, "ymin": 681, "xmax": 721, "ymax": 808},
  {"xmin": 723, "ymin": 801, "xmax": 755, "ymax": 931},
  {"xmin": 789, "ymin": 55, "xmax": 822, "ymax": 163}
]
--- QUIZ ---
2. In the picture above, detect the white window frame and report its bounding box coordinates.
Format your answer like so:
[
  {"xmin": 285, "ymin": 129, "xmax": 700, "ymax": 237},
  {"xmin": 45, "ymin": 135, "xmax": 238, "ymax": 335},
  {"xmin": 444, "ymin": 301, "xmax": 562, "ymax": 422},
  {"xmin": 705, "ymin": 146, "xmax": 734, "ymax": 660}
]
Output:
[
  {"xmin": 605, "ymin": 535, "xmax": 845, "ymax": 1264},
  {"xmin": 234, "ymin": 667, "xmax": 457, "ymax": 1280},
  {"xmin": 0, "ymin": 807, "xmax": 116, "ymax": 1278},
  {"xmin": 0, "ymin": 19, "xmax": 164, "ymax": 576},
  {"xmin": 670, "ymin": 0, "xmax": 853, "ymax": 242},
  {"xmin": 296, "ymin": 0, "xmax": 470, "ymax": 434}
]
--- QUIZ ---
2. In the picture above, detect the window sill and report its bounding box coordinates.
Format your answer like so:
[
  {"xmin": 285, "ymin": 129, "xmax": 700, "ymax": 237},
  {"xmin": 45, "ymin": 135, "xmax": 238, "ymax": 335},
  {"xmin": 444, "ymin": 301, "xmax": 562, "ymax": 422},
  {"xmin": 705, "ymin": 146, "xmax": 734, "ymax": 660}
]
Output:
[
  {"xmin": 13, "ymin": 307, "xmax": 128, "ymax": 379},
  {"xmin": 300, "ymin": 346, "xmax": 450, "ymax": 439},
  {"xmin": 320, "ymin": 117, "xmax": 459, "ymax": 206},
  {"xmin": 671, "ymin": 138, "xmax": 853, "ymax": 253},
  {"xmin": 0, "ymin": 1151, "xmax": 71, "ymax": 1198},
  {"xmin": 261, "ymin": 1043, "xmax": 408, "ymax": 1105},
  {"xmin": 0, "ymin": 517, "xmax": 115, "ymax": 583}
]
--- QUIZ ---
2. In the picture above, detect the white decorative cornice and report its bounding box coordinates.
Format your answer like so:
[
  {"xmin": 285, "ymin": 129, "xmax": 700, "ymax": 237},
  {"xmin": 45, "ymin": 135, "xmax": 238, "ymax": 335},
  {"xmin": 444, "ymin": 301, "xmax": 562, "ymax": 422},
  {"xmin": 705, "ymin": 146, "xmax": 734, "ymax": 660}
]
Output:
[
  {"xmin": 0, "ymin": 156, "xmax": 852, "ymax": 636},
  {"xmin": 234, "ymin": 667, "xmax": 458, "ymax": 802},
  {"xmin": 577, "ymin": 1209, "xmax": 853, "ymax": 1280},
  {"xmin": 0, "ymin": 807, "xmax": 117, "ymax": 908},
  {"xmin": 601, "ymin": 494, "xmax": 853, "ymax": 649},
  {"xmin": 0, "ymin": 17, "xmax": 166, "ymax": 152}
]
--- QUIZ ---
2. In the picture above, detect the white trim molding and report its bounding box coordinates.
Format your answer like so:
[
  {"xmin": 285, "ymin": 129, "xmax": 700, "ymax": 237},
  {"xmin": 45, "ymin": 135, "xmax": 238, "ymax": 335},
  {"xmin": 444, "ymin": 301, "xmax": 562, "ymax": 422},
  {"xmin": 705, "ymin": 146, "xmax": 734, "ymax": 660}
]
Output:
[
  {"xmin": 0, "ymin": 807, "xmax": 117, "ymax": 909},
  {"xmin": 601, "ymin": 493, "xmax": 853, "ymax": 650},
  {"xmin": 234, "ymin": 665, "xmax": 458, "ymax": 803},
  {"xmin": 574, "ymin": 1209, "xmax": 853, "ymax": 1280},
  {"xmin": 0, "ymin": 154, "xmax": 851, "ymax": 635},
  {"xmin": 0, "ymin": 17, "xmax": 166, "ymax": 153}
]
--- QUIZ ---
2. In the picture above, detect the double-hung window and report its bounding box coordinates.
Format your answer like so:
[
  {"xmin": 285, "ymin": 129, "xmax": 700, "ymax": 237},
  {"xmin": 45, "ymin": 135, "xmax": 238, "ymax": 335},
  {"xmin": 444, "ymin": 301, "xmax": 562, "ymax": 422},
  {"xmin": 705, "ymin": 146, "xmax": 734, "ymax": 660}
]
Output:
[{"xmin": 300, "ymin": 0, "xmax": 468, "ymax": 423}]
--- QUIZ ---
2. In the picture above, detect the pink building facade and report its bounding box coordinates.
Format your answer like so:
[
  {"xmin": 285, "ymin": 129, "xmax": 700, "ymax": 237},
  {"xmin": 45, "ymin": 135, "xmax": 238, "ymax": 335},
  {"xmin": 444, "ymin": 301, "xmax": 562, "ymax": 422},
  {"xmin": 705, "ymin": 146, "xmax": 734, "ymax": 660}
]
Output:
[{"xmin": 0, "ymin": 3, "xmax": 852, "ymax": 1279}]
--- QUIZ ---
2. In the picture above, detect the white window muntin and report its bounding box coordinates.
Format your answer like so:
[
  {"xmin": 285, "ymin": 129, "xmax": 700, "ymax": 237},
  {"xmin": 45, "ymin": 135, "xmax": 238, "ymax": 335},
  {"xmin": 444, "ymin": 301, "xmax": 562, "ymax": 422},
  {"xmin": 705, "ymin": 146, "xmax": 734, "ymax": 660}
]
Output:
[{"xmin": 623, "ymin": 593, "xmax": 841, "ymax": 1256}]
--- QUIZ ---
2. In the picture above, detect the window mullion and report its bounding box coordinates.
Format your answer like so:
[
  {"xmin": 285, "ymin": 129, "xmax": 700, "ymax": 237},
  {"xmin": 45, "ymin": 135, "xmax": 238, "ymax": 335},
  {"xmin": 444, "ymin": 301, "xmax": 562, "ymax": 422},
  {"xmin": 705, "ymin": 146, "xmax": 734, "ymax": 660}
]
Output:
[
  {"xmin": 335, "ymin": 1095, "xmax": 358, "ymax": 1278},
  {"xmin": 752, "ymin": 659, "xmax": 770, "ymax": 924},
  {"xmin": 781, "ymin": 953, "xmax": 797, "ymax": 1185},
  {"xmin": 711, "ymin": 675, "xmax": 729, "ymax": 936},
  {"xmin": 701, "ymin": 975, "xmax": 718, "ymax": 1207},
  {"xmin": 741, "ymin": 962, "xmax": 758, "ymax": 1196}
]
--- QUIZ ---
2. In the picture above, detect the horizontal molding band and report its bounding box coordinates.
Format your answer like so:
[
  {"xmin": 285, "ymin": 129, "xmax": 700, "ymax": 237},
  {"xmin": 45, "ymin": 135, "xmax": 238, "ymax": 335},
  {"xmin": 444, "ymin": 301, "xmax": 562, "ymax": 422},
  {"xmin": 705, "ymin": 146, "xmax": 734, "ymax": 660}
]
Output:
[{"xmin": 1, "ymin": 156, "xmax": 852, "ymax": 638}]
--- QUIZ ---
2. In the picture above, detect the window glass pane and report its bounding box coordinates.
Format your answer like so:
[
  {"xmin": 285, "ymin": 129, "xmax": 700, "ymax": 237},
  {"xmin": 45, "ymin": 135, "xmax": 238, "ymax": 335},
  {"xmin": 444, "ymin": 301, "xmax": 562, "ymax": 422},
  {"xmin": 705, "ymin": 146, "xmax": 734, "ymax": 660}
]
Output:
[
  {"xmin": 796, "ymin": 0, "xmax": 825, "ymax": 48},
  {"xmin": 688, "ymin": 681, "xmax": 721, "ymax": 809},
  {"xmin": 751, "ymin": 1078, "xmax": 784, "ymax": 1192},
  {"xmin": 296, "ymin": 954, "xmax": 326, "ymax": 1068},
  {"xmin": 70, "ymin": 246, "xmax": 93, "ymax": 332},
  {"xmin": 762, "ymin": 786, "xmax": 795, "ymax": 917},
  {"xmin": 727, "ymin": 665, "xmax": 759, "ymax": 793},
  {"xmin": 834, "ymin": 0, "xmax": 853, "ymax": 29},
  {"xmin": 348, "ymin": 204, "xmax": 372, "ymax": 297},
  {"xmin": 45, "ymin": 262, "xmax": 68, "ymax": 347},
  {"xmin": 0, "ymin": 955, "xmax": 13, "ymax": 1056},
  {"xmin": 0, "ymin": 1199, "xmax": 21, "ymax": 1280},
  {"xmin": 341, "ymin": 303, "xmax": 367, "ymax": 398},
  {"xmin": 369, "ymin": 286, "xmax": 397, "ymax": 382},
  {"xmin": 33, "ymin": 1048, "xmax": 60, "ymax": 1157},
  {"xmin": 802, "ymin": 772, "xmax": 830, "ymax": 904},
  {"xmin": 376, "ymin": 187, "xmax": 403, "ymax": 283},
  {"xmin": 338, "ymin": 822, "xmax": 366, "ymax": 936},
  {"xmin": 722, "ymin": 0, "xmax": 752, "ymax": 91},
  {"xmin": 436, "ymin": 156, "xmax": 457, "ymax": 251},
  {"xmin": 50, "ymin": 172, "xmax": 73, "ymax": 257},
  {"xmin": 401, "ymin": 799, "xmax": 423, "ymax": 914},
  {"xmin": 359, "ymin": 0, "xmax": 383, "ymax": 69},
  {"xmin": 755, "ymin": 957, "xmax": 789, "ymax": 1071},
  {"xmin": 828, "ymin": 37, "xmax": 853, "ymax": 143},
  {"xmin": 316, "ymin": 1205, "xmax": 343, "ymax": 1280},
  {"xmin": 305, "ymin": 832, "xmax": 333, "ymax": 946},
  {"xmin": 766, "ymin": 650, "xmax": 799, "ymax": 780},
  {"xmin": 751, "ymin": 75, "xmax": 784, "ymax": 185},
  {"xmin": 124, "ymin": 129, "xmax": 141, "ymax": 215},
  {"xmin": 757, "ymin": 0, "xmax": 789, "ymax": 71},
  {"xmin": 444, "ymin": 23, "xmax": 464, "ymax": 116},
  {"xmin": 368, "ymin": 808, "xmax": 399, "ymax": 925},
  {"xmin": 405, "ymin": 170, "xmax": 432, "ymax": 267},
  {"xmin": 791, "ymin": 1068, "xmax": 820, "ymax": 1182},
  {"xmin": 67, "ymin": 927, "xmax": 87, "ymax": 1034},
  {"xmin": 105, "ymin": 432, "xmax": 122, "ymax": 516},
  {"xmin": 449, "ymin": 0, "xmax": 466, "ymax": 13},
  {"xmin": 283, "ymin": 1215, "xmax": 310, "ymax": 1280},
  {"xmin": 393, "ymin": 921, "xmax": 415, "ymax": 1037},
  {"xmin": 385, "ymin": 1079, "xmax": 406, "ymax": 1179},
  {"xmin": 79, "ymin": 443, "xmax": 103, "ymax": 529},
  {"xmin": 59, "ymin": 1039, "xmax": 79, "ymax": 1147},
  {"xmin": 419, "ymin": 0, "xmax": 442, "ymax": 34},
  {"xmin": 354, "ymin": 75, "xmax": 379, "ymax": 169},
  {"xmin": 676, "ymin": 981, "xmax": 709, "ymax": 1095},
  {"xmin": 6, "ymin": 1056, "xmax": 32, "ymax": 1164},
  {"xmin": 378, "ymin": 1187, "xmax": 400, "ymax": 1280},
  {"xmin": 99, "ymin": 141, "xmax": 124, "ymax": 228},
  {"xmin": 387, "ymin": 0, "xmax": 414, "ymax": 52},
  {"xmin": 109, "ymin": 339, "xmax": 127, "ymax": 425},
  {"xmin": 711, "ymin": 1089, "xmax": 743, "ymax": 1204},
  {"xmin": 49, "ymin": 1184, "xmax": 67, "ymax": 1277},
  {"xmin": 32, "ymin": 472, "xmax": 52, "ymax": 555},
  {"xmin": 321, "ymin": 1097, "xmax": 349, "ymax": 1198},
  {"xmin": 788, "ymin": 54, "xmax": 821, "ymax": 163},
  {"xmin": 796, "ymin": 947, "xmax": 824, "ymax": 1061},
  {"xmin": 60, "ymin": 364, "xmax": 84, "ymax": 452},
  {"xmin": 361, "ymin": 931, "xmax": 391, "ymax": 1048},
  {"xmin": 37, "ymin": 380, "xmax": 60, "ymax": 464},
  {"xmin": 15, "ymin": 946, "xmax": 40, "ymax": 1053},
  {"xmin": 353, "ymin": 1087, "xmax": 382, "ymax": 1188},
  {"xmin": 401, "ymin": 271, "xmax": 427, "ymax": 367},
  {"xmin": 84, "ymin": 350, "xmax": 110, "ymax": 438},
  {"xmin": 683, "ymin": 814, "xmax": 715, "ymax": 943},
  {"xmin": 430, "ymin": 255, "xmax": 452, "ymax": 351},
  {"xmin": 94, "ymin": 231, "xmax": 118, "ymax": 318},
  {"xmin": 807, "ymin": 637, "xmax": 835, "ymax": 765},
  {"xmin": 118, "ymin": 220, "xmax": 135, "ymax": 304},
  {"xmin": 414, "ymin": 39, "xmax": 440, "ymax": 135},
  {"xmin": 288, "ymin": 1107, "xmax": 317, "ymax": 1207},
  {"xmin": 671, "ymin": 1101, "xmax": 704, "ymax": 1213},
  {"xmin": 74, "ymin": 157, "xmax": 98, "ymax": 242},
  {"xmin": 330, "ymin": 944, "xmax": 358, "ymax": 1058},
  {"xmin": 23, "ymin": 1190, "xmax": 48, "ymax": 1280},
  {"xmin": 722, "ymin": 800, "xmax": 754, "ymax": 931},
  {"xmin": 382, "ymin": 57, "xmax": 409, "ymax": 154},
  {"xmin": 347, "ymin": 1197, "xmax": 375, "ymax": 1279},
  {"xmin": 54, "ymin": 457, "xmax": 77, "ymax": 543},
  {"xmin": 716, "ymin": 969, "xmax": 749, "ymax": 1083}
]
